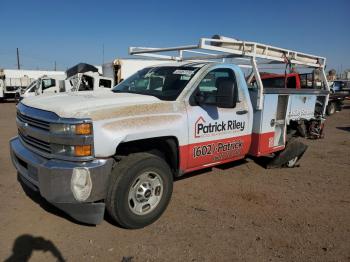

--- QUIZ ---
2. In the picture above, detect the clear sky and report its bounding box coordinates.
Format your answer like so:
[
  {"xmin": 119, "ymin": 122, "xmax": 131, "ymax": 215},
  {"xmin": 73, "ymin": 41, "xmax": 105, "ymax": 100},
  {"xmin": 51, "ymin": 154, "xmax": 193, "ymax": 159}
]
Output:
[{"xmin": 0, "ymin": 0, "xmax": 349, "ymax": 73}]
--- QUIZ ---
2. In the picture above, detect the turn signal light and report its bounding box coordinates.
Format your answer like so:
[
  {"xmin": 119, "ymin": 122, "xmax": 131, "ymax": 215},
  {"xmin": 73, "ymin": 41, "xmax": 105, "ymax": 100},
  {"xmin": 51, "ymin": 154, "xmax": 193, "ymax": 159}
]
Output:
[
  {"xmin": 75, "ymin": 123, "xmax": 92, "ymax": 135},
  {"xmin": 74, "ymin": 145, "xmax": 92, "ymax": 157}
]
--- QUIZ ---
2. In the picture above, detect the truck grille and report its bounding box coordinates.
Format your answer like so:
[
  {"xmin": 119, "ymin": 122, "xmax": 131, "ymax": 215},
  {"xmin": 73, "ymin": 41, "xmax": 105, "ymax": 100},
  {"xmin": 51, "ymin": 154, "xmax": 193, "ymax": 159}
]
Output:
[
  {"xmin": 16, "ymin": 103, "xmax": 93, "ymax": 161},
  {"xmin": 18, "ymin": 130, "xmax": 51, "ymax": 154},
  {"xmin": 17, "ymin": 111, "xmax": 50, "ymax": 131},
  {"xmin": 6, "ymin": 86, "xmax": 20, "ymax": 92}
]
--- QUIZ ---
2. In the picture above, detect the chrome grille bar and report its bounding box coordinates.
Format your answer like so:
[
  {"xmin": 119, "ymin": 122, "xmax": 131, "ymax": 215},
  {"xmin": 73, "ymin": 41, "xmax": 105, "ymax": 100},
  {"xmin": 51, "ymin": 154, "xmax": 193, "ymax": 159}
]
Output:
[
  {"xmin": 18, "ymin": 130, "xmax": 51, "ymax": 154},
  {"xmin": 17, "ymin": 111, "xmax": 50, "ymax": 131}
]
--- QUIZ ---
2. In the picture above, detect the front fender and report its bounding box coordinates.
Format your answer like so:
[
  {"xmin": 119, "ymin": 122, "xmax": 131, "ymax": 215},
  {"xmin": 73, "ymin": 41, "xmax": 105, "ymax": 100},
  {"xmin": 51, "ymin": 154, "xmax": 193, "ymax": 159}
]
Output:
[{"xmin": 93, "ymin": 114, "xmax": 187, "ymax": 157}]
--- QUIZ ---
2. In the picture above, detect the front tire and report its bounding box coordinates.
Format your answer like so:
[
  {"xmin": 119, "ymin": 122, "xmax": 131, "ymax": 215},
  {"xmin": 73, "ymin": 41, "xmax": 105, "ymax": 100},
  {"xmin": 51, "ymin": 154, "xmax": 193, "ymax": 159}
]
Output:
[{"xmin": 106, "ymin": 153, "xmax": 173, "ymax": 229}]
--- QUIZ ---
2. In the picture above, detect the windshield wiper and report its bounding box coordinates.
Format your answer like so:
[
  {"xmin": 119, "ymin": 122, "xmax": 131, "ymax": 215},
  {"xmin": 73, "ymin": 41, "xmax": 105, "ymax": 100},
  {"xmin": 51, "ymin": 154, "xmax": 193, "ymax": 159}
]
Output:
[
  {"xmin": 113, "ymin": 89, "xmax": 160, "ymax": 99},
  {"xmin": 112, "ymin": 89, "xmax": 129, "ymax": 93}
]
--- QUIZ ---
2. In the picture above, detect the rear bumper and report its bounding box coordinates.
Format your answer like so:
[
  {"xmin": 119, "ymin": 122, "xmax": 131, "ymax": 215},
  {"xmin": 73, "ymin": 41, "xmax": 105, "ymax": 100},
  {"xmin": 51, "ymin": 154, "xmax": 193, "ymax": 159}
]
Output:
[{"xmin": 10, "ymin": 137, "xmax": 114, "ymax": 224}]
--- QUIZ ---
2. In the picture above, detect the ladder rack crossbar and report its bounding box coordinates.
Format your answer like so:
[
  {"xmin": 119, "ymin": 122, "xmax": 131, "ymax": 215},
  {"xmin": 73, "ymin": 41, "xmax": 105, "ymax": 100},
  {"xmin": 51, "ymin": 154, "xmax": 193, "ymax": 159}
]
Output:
[{"xmin": 129, "ymin": 37, "xmax": 326, "ymax": 68}]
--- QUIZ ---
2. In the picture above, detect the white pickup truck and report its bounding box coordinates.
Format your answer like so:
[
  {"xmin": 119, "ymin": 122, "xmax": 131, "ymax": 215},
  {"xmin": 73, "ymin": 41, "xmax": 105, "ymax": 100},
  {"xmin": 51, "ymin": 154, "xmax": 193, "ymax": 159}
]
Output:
[
  {"xmin": 10, "ymin": 37, "xmax": 329, "ymax": 228},
  {"xmin": 21, "ymin": 74, "xmax": 67, "ymax": 98}
]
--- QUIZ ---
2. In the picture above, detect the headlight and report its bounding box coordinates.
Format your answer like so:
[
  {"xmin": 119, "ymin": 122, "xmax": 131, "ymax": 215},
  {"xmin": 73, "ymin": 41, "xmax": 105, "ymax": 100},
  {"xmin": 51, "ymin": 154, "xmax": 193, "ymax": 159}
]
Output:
[
  {"xmin": 51, "ymin": 144, "xmax": 92, "ymax": 157},
  {"xmin": 50, "ymin": 122, "xmax": 93, "ymax": 157},
  {"xmin": 50, "ymin": 123, "xmax": 92, "ymax": 135}
]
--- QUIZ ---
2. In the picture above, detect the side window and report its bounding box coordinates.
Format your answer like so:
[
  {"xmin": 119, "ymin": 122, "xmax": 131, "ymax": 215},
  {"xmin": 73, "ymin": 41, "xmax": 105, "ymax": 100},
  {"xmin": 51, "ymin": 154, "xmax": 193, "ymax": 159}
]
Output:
[
  {"xmin": 198, "ymin": 69, "xmax": 234, "ymax": 94},
  {"xmin": 287, "ymin": 76, "xmax": 296, "ymax": 89},
  {"xmin": 42, "ymin": 79, "xmax": 56, "ymax": 90},
  {"xmin": 79, "ymin": 75, "xmax": 94, "ymax": 91},
  {"xmin": 195, "ymin": 68, "xmax": 236, "ymax": 104},
  {"xmin": 99, "ymin": 79, "xmax": 112, "ymax": 88}
]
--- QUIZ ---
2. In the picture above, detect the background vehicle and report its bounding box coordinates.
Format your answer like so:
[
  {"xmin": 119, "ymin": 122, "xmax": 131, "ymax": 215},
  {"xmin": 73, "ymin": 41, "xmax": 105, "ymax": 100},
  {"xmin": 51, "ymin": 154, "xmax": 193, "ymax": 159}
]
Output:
[
  {"xmin": 329, "ymin": 80, "xmax": 350, "ymax": 94},
  {"xmin": 257, "ymin": 73, "xmax": 301, "ymax": 89},
  {"xmin": 21, "ymin": 74, "xmax": 67, "ymax": 98},
  {"xmin": 111, "ymin": 58, "xmax": 171, "ymax": 83},
  {"xmin": 10, "ymin": 36, "xmax": 330, "ymax": 229},
  {"xmin": 257, "ymin": 72, "xmax": 349, "ymax": 117},
  {"xmin": 20, "ymin": 60, "xmax": 169, "ymax": 99},
  {"xmin": 0, "ymin": 68, "xmax": 63, "ymax": 101},
  {"xmin": 326, "ymin": 80, "xmax": 350, "ymax": 115}
]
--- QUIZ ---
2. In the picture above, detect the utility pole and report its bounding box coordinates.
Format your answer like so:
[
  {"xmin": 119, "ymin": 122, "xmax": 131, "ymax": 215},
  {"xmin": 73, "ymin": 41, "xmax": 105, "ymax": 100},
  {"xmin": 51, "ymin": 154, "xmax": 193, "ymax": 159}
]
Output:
[
  {"xmin": 16, "ymin": 48, "xmax": 20, "ymax": 69},
  {"xmin": 54, "ymin": 61, "xmax": 57, "ymax": 71}
]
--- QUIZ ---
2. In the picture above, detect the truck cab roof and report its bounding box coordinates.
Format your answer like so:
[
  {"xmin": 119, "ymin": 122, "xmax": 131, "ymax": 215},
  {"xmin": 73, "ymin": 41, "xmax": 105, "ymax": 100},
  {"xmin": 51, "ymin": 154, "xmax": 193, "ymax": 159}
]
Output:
[
  {"xmin": 145, "ymin": 61, "xmax": 211, "ymax": 69},
  {"xmin": 66, "ymin": 63, "xmax": 99, "ymax": 78}
]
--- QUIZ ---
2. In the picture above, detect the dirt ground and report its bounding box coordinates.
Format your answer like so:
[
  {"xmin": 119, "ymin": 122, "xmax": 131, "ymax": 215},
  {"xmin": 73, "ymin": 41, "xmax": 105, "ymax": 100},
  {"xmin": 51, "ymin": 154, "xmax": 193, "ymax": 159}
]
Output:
[{"xmin": 0, "ymin": 101, "xmax": 349, "ymax": 262}]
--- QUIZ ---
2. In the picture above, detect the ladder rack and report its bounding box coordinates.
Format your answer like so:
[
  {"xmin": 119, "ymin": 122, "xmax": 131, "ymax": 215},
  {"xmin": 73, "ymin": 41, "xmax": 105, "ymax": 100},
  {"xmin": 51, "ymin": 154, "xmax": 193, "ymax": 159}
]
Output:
[
  {"xmin": 129, "ymin": 37, "xmax": 326, "ymax": 68},
  {"xmin": 129, "ymin": 36, "xmax": 329, "ymax": 111}
]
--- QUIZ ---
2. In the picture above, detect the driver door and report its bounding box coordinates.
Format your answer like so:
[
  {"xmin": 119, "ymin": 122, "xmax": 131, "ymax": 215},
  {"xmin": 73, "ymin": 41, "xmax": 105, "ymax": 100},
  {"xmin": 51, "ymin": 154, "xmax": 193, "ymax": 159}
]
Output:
[
  {"xmin": 41, "ymin": 79, "xmax": 57, "ymax": 94},
  {"xmin": 185, "ymin": 67, "xmax": 251, "ymax": 170}
]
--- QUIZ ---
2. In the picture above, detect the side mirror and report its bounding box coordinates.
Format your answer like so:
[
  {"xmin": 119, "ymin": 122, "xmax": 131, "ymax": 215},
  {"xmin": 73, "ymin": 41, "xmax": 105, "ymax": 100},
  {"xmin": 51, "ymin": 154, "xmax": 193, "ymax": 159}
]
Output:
[
  {"xmin": 216, "ymin": 79, "xmax": 237, "ymax": 108},
  {"xmin": 194, "ymin": 92, "xmax": 206, "ymax": 104}
]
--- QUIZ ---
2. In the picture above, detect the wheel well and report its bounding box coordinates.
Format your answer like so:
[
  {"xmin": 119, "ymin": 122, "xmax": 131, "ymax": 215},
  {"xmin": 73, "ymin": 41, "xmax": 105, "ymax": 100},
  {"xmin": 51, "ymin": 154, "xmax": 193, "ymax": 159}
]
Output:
[{"xmin": 115, "ymin": 137, "xmax": 180, "ymax": 176}]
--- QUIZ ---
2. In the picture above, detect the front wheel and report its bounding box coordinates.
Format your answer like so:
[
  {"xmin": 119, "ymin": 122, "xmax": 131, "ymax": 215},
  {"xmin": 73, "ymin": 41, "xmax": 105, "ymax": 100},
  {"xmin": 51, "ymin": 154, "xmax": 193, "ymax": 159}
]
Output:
[{"xmin": 106, "ymin": 153, "xmax": 173, "ymax": 229}]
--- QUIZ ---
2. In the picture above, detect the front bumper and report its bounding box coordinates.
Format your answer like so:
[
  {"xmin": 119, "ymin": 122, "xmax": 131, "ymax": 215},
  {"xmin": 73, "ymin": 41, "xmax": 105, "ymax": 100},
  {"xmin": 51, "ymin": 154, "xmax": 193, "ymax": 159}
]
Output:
[{"xmin": 10, "ymin": 137, "xmax": 114, "ymax": 224}]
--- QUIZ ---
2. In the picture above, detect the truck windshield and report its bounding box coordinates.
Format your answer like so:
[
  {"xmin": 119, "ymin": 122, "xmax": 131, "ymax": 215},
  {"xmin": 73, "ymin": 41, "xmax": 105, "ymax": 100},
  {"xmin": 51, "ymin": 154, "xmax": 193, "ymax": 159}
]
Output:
[
  {"xmin": 24, "ymin": 80, "xmax": 37, "ymax": 93},
  {"xmin": 112, "ymin": 66, "xmax": 199, "ymax": 100}
]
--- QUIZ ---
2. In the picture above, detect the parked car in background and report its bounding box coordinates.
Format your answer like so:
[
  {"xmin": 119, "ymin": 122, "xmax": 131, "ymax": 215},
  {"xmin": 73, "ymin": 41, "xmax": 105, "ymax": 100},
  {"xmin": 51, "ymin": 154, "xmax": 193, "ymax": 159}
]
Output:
[
  {"xmin": 326, "ymin": 80, "xmax": 350, "ymax": 115},
  {"xmin": 329, "ymin": 80, "xmax": 350, "ymax": 94}
]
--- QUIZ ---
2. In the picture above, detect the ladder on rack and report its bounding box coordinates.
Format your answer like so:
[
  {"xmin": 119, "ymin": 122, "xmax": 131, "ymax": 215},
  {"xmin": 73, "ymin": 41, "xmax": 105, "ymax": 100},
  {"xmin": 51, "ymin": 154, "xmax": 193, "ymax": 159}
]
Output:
[{"xmin": 129, "ymin": 36, "xmax": 329, "ymax": 110}]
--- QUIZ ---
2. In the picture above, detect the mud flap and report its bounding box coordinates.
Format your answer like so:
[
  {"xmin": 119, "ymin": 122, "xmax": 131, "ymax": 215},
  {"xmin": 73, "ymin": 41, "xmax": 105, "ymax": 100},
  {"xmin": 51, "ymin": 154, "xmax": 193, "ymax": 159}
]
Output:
[{"xmin": 267, "ymin": 138, "xmax": 308, "ymax": 169}]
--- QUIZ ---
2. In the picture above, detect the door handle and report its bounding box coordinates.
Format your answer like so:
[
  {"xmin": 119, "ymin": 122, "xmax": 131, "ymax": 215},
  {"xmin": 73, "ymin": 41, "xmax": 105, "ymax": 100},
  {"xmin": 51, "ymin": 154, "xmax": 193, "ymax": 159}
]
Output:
[
  {"xmin": 236, "ymin": 110, "xmax": 248, "ymax": 115},
  {"xmin": 270, "ymin": 119, "xmax": 276, "ymax": 127}
]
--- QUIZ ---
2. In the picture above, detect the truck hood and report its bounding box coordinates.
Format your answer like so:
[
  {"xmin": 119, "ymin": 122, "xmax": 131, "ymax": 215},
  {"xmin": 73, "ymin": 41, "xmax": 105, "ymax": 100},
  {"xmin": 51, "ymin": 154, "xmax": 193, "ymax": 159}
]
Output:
[{"xmin": 21, "ymin": 91, "xmax": 163, "ymax": 119}]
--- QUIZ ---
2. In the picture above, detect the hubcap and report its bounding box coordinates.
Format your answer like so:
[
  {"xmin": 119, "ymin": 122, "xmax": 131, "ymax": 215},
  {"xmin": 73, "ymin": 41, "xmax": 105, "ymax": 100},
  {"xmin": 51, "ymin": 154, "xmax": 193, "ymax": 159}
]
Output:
[
  {"xmin": 128, "ymin": 171, "xmax": 163, "ymax": 215},
  {"xmin": 286, "ymin": 156, "xmax": 298, "ymax": 167}
]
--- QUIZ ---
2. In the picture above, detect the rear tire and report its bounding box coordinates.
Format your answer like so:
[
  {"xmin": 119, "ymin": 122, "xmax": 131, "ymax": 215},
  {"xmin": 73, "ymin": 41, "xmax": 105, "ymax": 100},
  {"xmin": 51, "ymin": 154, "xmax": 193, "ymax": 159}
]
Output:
[
  {"xmin": 106, "ymin": 153, "xmax": 173, "ymax": 229},
  {"xmin": 326, "ymin": 102, "xmax": 336, "ymax": 116},
  {"xmin": 267, "ymin": 138, "xmax": 307, "ymax": 168}
]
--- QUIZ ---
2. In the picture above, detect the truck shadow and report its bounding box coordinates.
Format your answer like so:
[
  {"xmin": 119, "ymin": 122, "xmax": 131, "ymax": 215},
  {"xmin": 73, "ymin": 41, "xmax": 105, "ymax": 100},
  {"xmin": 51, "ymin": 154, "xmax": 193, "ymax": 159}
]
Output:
[
  {"xmin": 4, "ymin": 234, "xmax": 65, "ymax": 262},
  {"xmin": 0, "ymin": 99, "xmax": 17, "ymax": 104},
  {"xmin": 174, "ymin": 159, "xmax": 249, "ymax": 181},
  {"xmin": 337, "ymin": 126, "xmax": 350, "ymax": 132},
  {"xmin": 18, "ymin": 177, "xmax": 95, "ymax": 227}
]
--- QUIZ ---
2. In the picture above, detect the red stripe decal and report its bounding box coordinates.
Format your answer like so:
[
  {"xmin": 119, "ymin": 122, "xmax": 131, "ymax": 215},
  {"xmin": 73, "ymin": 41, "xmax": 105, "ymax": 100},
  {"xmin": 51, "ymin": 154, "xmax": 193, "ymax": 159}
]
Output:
[
  {"xmin": 249, "ymin": 132, "xmax": 285, "ymax": 157},
  {"xmin": 179, "ymin": 135, "xmax": 251, "ymax": 172}
]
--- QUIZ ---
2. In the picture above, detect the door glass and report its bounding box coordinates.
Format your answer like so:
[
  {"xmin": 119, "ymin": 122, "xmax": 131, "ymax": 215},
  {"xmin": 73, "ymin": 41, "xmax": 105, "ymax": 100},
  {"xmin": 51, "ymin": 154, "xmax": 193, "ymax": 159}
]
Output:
[
  {"xmin": 99, "ymin": 79, "xmax": 112, "ymax": 88},
  {"xmin": 42, "ymin": 79, "xmax": 56, "ymax": 90},
  {"xmin": 196, "ymin": 68, "xmax": 235, "ymax": 105}
]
